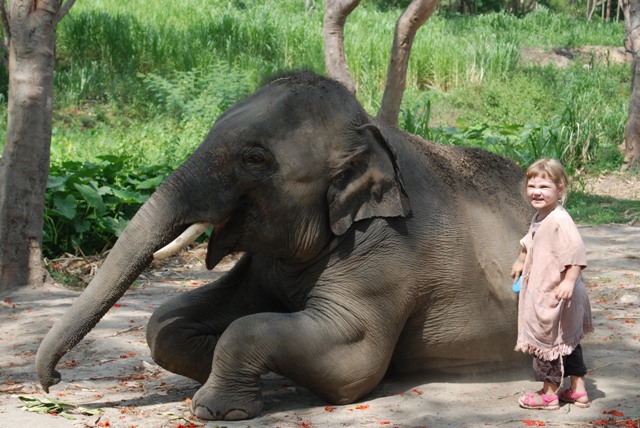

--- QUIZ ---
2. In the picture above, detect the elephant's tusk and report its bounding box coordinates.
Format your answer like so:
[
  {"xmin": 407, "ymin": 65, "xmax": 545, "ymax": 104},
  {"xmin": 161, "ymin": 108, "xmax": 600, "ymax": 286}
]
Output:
[{"xmin": 153, "ymin": 222, "xmax": 212, "ymax": 260}]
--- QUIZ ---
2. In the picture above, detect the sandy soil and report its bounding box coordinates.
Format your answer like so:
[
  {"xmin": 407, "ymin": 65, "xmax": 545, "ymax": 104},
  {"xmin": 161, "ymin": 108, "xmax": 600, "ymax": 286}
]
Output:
[
  {"xmin": 0, "ymin": 223, "xmax": 638, "ymax": 428},
  {"xmin": 1, "ymin": 193, "xmax": 639, "ymax": 428}
]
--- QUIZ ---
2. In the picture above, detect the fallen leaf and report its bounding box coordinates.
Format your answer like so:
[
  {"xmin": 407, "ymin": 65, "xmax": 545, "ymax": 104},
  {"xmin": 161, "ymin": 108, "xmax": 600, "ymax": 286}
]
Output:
[
  {"xmin": 0, "ymin": 383, "xmax": 24, "ymax": 393},
  {"xmin": 15, "ymin": 394, "xmax": 102, "ymax": 420},
  {"xmin": 158, "ymin": 411, "xmax": 205, "ymax": 426},
  {"xmin": 522, "ymin": 420, "xmax": 545, "ymax": 427}
]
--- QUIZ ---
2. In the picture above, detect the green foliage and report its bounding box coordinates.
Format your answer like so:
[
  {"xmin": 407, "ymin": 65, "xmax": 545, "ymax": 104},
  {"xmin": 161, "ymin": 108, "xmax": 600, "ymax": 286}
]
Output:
[
  {"xmin": 0, "ymin": 2, "xmax": 632, "ymax": 258},
  {"xmin": 405, "ymin": 58, "xmax": 628, "ymax": 173},
  {"xmin": 46, "ymin": 264, "xmax": 86, "ymax": 289},
  {"xmin": 426, "ymin": 118, "xmax": 615, "ymax": 174},
  {"xmin": 17, "ymin": 395, "xmax": 102, "ymax": 420},
  {"xmin": 44, "ymin": 156, "xmax": 173, "ymax": 257},
  {"xmin": 141, "ymin": 61, "xmax": 253, "ymax": 121},
  {"xmin": 566, "ymin": 192, "xmax": 640, "ymax": 224},
  {"xmin": 51, "ymin": 0, "xmax": 324, "ymax": 110}
]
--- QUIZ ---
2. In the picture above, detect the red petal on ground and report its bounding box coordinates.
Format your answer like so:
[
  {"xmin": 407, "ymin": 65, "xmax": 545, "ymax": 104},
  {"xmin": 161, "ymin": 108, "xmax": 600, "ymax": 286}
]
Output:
[{"xmin": 522, "ymin": 420, "xmax": 545, "ymax": 426}]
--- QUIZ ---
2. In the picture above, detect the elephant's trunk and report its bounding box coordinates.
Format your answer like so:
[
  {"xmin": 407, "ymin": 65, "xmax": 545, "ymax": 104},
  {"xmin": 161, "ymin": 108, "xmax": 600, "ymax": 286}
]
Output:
[{"xmin": 35, "ymin": 185, "xmax": 194, "ymax": 392}]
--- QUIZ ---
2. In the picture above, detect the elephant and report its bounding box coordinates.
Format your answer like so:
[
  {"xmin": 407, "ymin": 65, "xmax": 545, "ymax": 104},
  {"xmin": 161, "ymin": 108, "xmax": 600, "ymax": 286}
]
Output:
[{"xmin": 36, "ymin": 71, "xmax": 531, "ymax": 421}]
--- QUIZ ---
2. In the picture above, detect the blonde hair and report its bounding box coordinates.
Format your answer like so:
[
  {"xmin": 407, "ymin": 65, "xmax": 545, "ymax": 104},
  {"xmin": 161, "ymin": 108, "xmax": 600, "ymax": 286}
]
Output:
[{"xmin": 526, "ymin": 158, "xmax": 569, "ymax": 205}]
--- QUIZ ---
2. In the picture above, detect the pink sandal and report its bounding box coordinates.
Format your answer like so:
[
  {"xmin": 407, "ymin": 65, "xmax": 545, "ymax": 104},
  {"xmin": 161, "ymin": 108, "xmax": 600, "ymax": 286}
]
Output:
[
  {"xmin": 518, "ymin": 390, "xmax": 560, "ymax": 410},
  {"xmin": 559, "ymin": 388, "xmax": 590, "ymax": 408}
]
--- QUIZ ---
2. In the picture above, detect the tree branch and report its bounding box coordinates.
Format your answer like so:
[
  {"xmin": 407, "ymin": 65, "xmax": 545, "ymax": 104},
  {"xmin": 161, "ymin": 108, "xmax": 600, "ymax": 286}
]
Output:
[
  {"xmin": 377, "ymin": 0, "xmax": 439, "ymax": 127},
  {"xmin": 323, "ymin": 0, "xmax": 361, "ymax": 95},
  {"xmin": 55, "ymin": 0, "xmax": 76, "ymax": 25}
]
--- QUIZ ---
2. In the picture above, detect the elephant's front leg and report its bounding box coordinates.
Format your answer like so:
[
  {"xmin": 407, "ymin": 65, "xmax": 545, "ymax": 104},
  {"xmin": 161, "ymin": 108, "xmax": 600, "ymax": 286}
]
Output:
[
  {"xmin": 190, "ymin": 310, "xmax": 397, "ymax": 421},
  {"xmin": 146, "ymin": 255, "xmax": 285, "ymax": 384}
]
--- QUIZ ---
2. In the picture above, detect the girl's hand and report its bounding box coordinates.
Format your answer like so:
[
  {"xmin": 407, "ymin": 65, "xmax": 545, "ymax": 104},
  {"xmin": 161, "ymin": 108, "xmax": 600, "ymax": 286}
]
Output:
[
  {"xmin": 511, "ymin": 248, "xmax": 526, "ymax": 281},
  {"xmin": 555, "ymin": 265, "xmax": 582, "ymax": 301},
  {"xmin": 555, "ymin": 279, "xmax": 575, "ymax": 301},
  {"xmin": 511, "ymin": 261, "xmax": 524, "ymax": 280}
]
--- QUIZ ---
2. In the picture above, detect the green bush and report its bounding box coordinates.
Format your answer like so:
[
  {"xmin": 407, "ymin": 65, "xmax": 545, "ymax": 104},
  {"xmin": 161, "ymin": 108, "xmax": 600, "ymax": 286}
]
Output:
[
  {"xmin": 44, "ymin": 156, "xmax": 173, "ymax": 257},
  {"xmin": 141, "ymin": 61, "xmax": 253, "ymax": 121}
]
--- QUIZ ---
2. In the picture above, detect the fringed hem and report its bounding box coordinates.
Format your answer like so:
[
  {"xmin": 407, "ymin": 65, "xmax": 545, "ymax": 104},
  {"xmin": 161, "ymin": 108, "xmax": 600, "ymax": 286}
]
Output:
[
  {"xmin": 584, "ymin": 322, "xmax": 595, "ymax": 335},
  {"xmin": 515, "ymin": 333, "xmax": 588, "ymax": 361}
]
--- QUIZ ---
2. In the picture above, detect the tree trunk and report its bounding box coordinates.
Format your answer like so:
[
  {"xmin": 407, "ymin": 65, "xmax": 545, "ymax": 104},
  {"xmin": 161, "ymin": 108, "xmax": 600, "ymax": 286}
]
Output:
[
  {"xmin": 323, "ymin": 0, "xmax": 361, "ymax": 95},
  {"xmin": 0, "ymin": 0, "xmax": 62, "ymax": 291},
  {"xmin": 377, "ymin": 0, "xmax": 439, "ymax": 127},
  {"xmin": 622, "ymin": 0, "xmax": 640, "ymax": 170}
]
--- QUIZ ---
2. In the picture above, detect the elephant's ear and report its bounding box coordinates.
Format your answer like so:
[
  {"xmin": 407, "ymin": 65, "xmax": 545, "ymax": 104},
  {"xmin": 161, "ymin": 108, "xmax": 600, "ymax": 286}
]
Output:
[{"xmin": 327, "ymin": 123, "xmax": 410, "ymax": 236}]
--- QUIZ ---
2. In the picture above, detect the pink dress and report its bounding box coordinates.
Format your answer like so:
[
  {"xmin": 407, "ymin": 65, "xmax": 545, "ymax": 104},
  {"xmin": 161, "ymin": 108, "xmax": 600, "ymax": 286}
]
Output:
[{"xmin": 515, "ymin": 205, "xmax": 593, "ymax": 361}]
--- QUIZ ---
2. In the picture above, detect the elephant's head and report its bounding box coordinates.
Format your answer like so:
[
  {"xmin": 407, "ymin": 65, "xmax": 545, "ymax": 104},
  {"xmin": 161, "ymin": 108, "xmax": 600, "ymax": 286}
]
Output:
[{"xmin": 36, "ymin": 72, "xmax": 409, "ymax": 391}]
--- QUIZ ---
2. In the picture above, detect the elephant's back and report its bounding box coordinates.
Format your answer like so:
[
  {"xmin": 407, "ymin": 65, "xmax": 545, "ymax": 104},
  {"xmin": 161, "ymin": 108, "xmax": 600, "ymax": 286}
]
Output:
[
  {"xmin": 399, "ymin": 132, "xmax": 531, "ymax": 231},
  {"xmin": 400, "ymin": 132, "xmax": 525, "ymax": 206}
]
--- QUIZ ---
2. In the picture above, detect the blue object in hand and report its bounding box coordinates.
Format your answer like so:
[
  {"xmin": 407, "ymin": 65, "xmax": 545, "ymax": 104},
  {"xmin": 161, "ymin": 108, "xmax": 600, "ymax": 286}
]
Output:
[{"xmin": 513, "ymin": 275, "xmax": 522, "ymax": 293}]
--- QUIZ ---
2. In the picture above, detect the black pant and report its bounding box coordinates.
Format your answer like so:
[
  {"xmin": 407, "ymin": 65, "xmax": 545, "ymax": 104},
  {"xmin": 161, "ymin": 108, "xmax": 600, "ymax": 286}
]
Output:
[{"xmin": 532, "ymin": 345, "xmax": 587, "ymax": 386}]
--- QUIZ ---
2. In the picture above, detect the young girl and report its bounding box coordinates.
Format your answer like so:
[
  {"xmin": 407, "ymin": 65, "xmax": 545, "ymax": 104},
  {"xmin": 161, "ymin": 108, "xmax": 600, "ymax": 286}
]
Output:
[{"xmin": 511, "ymin": 158, "xmax": 593, "ymax": 410}]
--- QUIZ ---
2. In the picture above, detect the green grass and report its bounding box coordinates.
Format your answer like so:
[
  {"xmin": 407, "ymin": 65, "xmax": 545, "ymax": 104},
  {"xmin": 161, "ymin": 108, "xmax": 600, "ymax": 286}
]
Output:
[
  {"xmin": 0, "ymin": 1, "xmax": 635, "ymax": 257},
  {"xmin": 40, "ymin": 5, "xmax": 633, "ymax": 172},
  {"xmin": 567, "ymin": 192, "xmax": 640, "ymax": 225}
]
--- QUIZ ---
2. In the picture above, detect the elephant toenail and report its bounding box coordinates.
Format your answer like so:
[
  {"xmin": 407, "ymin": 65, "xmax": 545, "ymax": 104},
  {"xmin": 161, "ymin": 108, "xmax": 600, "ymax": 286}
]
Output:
[
  {"xmin": 224, "ymin": 409, "xmax": 250, "ymax": 420},
  {"xmin": 191, "ymin": 403, "xmax": 218, "ymax": 420}
]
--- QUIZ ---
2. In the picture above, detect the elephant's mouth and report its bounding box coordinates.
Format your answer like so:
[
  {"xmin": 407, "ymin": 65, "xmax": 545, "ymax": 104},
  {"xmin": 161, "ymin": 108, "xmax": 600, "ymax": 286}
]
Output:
[
  {"xmin": 153, "ymin": 217, "xmax": 232, "ymax": 269},
  {"xmin": 205, "ymin": 218, "xmax": 233, "ymax": 269}
]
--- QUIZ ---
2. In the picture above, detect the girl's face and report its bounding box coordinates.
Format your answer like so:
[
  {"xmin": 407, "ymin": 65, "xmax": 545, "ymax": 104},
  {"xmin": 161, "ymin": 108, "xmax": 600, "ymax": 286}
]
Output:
[{"xmin": 526, "ymin": 175, "xmax": 563, "ymax": 218}]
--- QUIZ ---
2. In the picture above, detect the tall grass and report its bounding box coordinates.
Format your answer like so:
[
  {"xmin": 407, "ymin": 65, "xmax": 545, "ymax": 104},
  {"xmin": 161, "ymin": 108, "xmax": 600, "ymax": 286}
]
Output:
[{"xmin": 1, "ymin": 2, "xmax": 627, "ymax": 172}]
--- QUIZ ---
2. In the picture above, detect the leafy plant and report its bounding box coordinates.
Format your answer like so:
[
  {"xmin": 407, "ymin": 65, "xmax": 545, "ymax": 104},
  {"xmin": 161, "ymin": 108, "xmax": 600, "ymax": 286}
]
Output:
[
  {"xmin": 141, "ymin": 61, "xmax": 253, "ymax": 121},
  {"xmin": 44, "ymin": 155, "xmax": 173, "ymax": 257},
  {"xmin": 16, "ymin": 395, "xmax": 102, "ymax": 420},
  {"xmin": 423, "ymin": 109, "xmax": 619, "ymax": 174},
  {"xmin": 400, "ymin": 99, "xmax": 432, "ymax": 137},
  {"xmin": 46, "ymin": 264, "xmax": 86, "ymax": 288}
]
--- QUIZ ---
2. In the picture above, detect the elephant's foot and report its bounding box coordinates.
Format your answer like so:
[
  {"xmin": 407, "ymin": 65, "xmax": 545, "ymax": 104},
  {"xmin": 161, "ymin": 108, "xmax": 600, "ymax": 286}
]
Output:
[{"xmin": 190, "ymin": 383, "xmax": 263, "ymax": 421}]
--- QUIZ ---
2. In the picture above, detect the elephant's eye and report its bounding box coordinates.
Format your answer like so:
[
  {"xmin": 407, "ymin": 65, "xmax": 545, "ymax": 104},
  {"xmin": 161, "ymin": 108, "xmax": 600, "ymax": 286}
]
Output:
[
  {"xmin": 332, "ymin": 169, "xmax": 353, "ymax": 190},
  {"xmin": 242, "ymin": 147, "xmax": 271, "ymax": 171}
]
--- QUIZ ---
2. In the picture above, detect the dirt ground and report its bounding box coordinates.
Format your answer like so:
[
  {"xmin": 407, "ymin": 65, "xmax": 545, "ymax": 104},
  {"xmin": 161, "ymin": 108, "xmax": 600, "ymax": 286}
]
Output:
[{"xmin": 1, "ymin": 175, "xmax": 639, "ymax": 428}]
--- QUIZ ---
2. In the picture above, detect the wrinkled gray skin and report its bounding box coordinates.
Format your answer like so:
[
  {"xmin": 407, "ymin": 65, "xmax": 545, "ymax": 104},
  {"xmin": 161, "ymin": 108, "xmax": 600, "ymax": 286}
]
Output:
[{"xmin": 36, "ymin": 72, "xmax": 531, "ymax": 421}]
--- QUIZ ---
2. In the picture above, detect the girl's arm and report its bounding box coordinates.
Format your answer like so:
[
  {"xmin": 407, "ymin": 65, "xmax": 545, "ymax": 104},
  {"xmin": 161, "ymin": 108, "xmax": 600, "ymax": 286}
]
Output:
[{"xmin": 555, "ymin": 265, "xmax": 582, "ymax": 301}]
